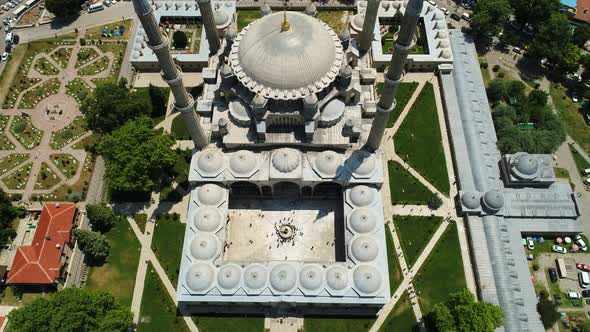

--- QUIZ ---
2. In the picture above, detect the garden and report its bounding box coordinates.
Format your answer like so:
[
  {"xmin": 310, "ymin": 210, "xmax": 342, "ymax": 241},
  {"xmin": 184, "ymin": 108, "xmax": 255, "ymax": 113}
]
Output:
[
  {"xmin": 33, "ymin": 57, "xmax": 59, "ymax": 75},
  {"xmin": 0, "ymin": 154, "xmax": 28, "ymax": 174},
  {"xmin": 10, "ymin": 114, "xmax": 43, "ymax": 149},
  {"xmin": 152, "ymin": 213, "xmax": 186, "ymax": 285},
  {"xmin": 49, "ymin": 47, "xmax": 73, "ymax": 69},
  {"xmin": 394, "ymin": 82, "xmax": 450, "ymax": 195},
  {"xmin": 393, "ymin": 215, "xmax": 443, "ymax": 267},
  {"xmin": 92, "ymin": 42, "xmax": 127, "ymax": 85},
  {"xmin": 65, "ymin": 78, "xmax": 93, "ymax": 103},
  {"xmin": 50, "ymin": 116, "xmax": 87, "ymax": 149},
  {"xmin": 50, "ymin": 153, "xmax": 79, "ymax": 179},
  {"xmin": 18, "ymin": 77, "xmax": 61, "ymax": 109},
  {"xmin": 75, "ymin": 47, "xmax": 100, "ymax": 68},
  {"xmin": 377, "ymin": 82, "xmax": 419, "ymax": 128},
  {"xmin": 38, "ymin": 155, "xmax": 95, "ymax": 202},
  {"xmin": 2, "ymin": 162, "xmax": 32, "ymax": 190},
  {"xmin": 387, "ymin": 160, "xmax": 433, "ymax": 205},
  {"xmin": 237, "ymin": 10, "xmax": 260, "ymax": 31},
  {"xmin": 85, "ymin": 20, "xmax": 132, "ymax": 40},
  {"xmin": 0, "ymin": 115, "xmax": 15, "ymax": 150},
  {"xmin": 33, "ymin": 162, "xmax": 61, "ymax": 190},
  {"xmin": 77, "ymin": 55, "xmax": 110, "ymax": 76},
  {"xmin": 316, "ymin": 11, "xmax": 351, "ymax": 33}
]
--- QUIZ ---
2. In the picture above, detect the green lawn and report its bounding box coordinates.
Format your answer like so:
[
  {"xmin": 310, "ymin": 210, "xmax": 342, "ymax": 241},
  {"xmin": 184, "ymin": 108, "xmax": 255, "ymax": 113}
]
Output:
[
  {"xmin": 39, "ymin": 155, "xmax": 95, "ymax": 202},
  {"xmin": 387, "ymin": 160, "xmax": 433, "ymax": 205},
  {"xmin": 77, "ymin": 55, "xmax": 110, "ymax": 76},
  {"xmin": 414, "ymin": 223, "xmax": 466, "ymax": 315},
  {"xmin": 138, "ymin": 264, "xmax": 189, "ymax": 332},
  {"xmin": 0, "ymin": 115, "xmax": 15, "ymax": 150},
  {"xmin": 316, "ymin": 11, "xmax": 351, "ymax": 33},
  {"xmin": 527, "ymin": 235, "xmax": 590, "ymax": 256},
  {"xmin": 50, "ymin": 153, "xmax": 79, "ymax": 179},
  {"xmin": 87, "ymin": 218, "xmax": 140, "ymax": 308},
  {"xmin": 152, "ymin": 213, "xmax": 185, "ymax": 286},
  {"xmin": 34, "ymin": 162, "xmax": 61, "ymax": 190},
  {"xmin": 49, "ymin": 47, "xmax": 73, "ymax": 69},
  {"xmin": 570, "ymin": 145, "xmax": 590, "ymax": 176},
  {"xmin": 192, "ymin": 315, "xmax": 265, "ymax": 332},
  {"xmin": 33, "ymin": 57, "xmax": 59, "ymax": 75},
  {"xmin": 554, "ymin": 167, "xmax": 570, "ymax": 179},
  {"xmin": 85, "ymin": 19, "xmax": 134, "ymax": 40},
  {"xmin": 378, "ymin": 292, "xmax": 417, "ymax": 332},
  {"xmin": 18, "ymin": 77, "xmax": 61, "ymax": 109},
  {"xmin": 237, "ymin": 10, "xmax": 260, "ymax": 31},
  {"xmin": 393, "ymin": 215, "xmax": 443, "ymax": 267},
  {"xmin": 134, "ymin": 213, "xmax": 148, "ymax": 234},
  {"xmin": 550, "ymin": 84, "xmax": 590, "ymax": 154},
  {"xmin": 65, "ymin": 78, "xmax": 92, "ymax": 103},
  {"xmin": 91, "ymin": 42, "xmax": 128, "ymax": 85},
  {"xmin": 394, "ymin": 82, "xmax": 450, "ymax": 195},
  {"xmin": 376, "ymin": 82, "xmax": 419, "ymax": 128},
  {"xmin": 10, "ymin": 115, "xmax": 42, "ymax": 149},
  {"xmin": 134, "ymin": 86, "xmax": 170, "ymax": 124},
  {"xmin": 0, "ymin": 153, "xmax": 28, "ymax": 173},
  {"xmin": 171, "ymin": 115, "xmax": 191, "ymax": 140},
  {"xmin": 303, "ymin": 316, "xmax": 376, "ymax": 332},
  {"xmin": 50, "ymin": 116, "xmax": 87, "ymax": 149},
  {"xmin": 1, "ymin": 162, "xmax": 31, "ymax": 190},
  {"xmin": 385, "ymin": 224, "xmax": 403, "ymax": 294},
  {"xmin": 75, "ymin": 47, "xmax": 100, "ymax": 68}
]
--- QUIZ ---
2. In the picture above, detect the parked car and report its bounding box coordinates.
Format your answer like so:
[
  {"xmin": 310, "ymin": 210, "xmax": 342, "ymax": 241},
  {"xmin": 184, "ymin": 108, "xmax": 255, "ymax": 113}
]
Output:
[
  {"xmin": 427, "ymin": 0, "xmax": 437, "ymax": 7},
  {"xmin": 580, "ymin": 271, "xmax": 590, "ymax": 288},
  {"xmin": 573, "ymin": 92, "xmax": 579, "ymax": 103},
  {"xmin": 549, "ymin": 268, "xmax": 558, "ymax": 282},
  {"xmin": 582, "ymin": 290, "xmax": 590, "ymax": 297},
  {"xmin": 586, "ymin": 299, "xmax": 590, "ymax": 305},
  {"xmin": 1, "ymin": 52, "xmax": 7, "ymax": 62},
  {"xmin": 450, "ymin": 13, "xmax": 461, "ymax": 21},
  {"xmin": 575, "ymin": 235, "xmax": 587, "ymax": 251},
  {"xmin": 552, "ymin": 245, "xmax": 567, "ymax": 254},
  {"xmin": 567, "ymin": 291, "xmax": 582, "ymax": 299},
  {"xmin": 577, "ymin": 263, "xmax": 590, "ymax": 272},
  {"xmin": 526, "ymin": 253, "xmax": 535, "ymax": 261},
  {"xmin": 583, "ymin": 168, "xmax": 590, "ymax": 175},
  {"xmin": 586, "ymin": 178, "xmax": 590, "ymax": 186},
  {"xmin": 440, "ymin": 7, "xmax": 449, "ymax": 15},
  {"xmin": 526, "ymin": 237, "xmax": 535, "ymax": 250},
  {"xmin": 513, "ymin": 47, "xmax": 523, "ymax": 54}
]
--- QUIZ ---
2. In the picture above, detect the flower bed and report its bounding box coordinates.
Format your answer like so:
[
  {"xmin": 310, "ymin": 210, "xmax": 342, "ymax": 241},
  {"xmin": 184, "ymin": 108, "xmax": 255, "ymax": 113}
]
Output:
[{"xmin": 10, "ymin": 114, "xmax": 42, "ymax": 149}]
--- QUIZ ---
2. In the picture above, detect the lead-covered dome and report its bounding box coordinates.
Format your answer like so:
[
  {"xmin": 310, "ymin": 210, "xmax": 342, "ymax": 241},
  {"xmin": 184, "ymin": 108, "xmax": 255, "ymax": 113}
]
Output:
[
  {"xmin": 270, "ymin": 264, "xmax": 297, "ymax": 292},
  {"xmin": 186, "ymin": 263, "xmax": 214, "ymax": 292},
  {"xmin": 326, "ymin": 266, "xmax": 348, "ymax": 290},
  {"xmin": 217, "ymin": 264, "xmax": 241, "ymax": 289},
  {"xmin": 482, "ymin": 189, "xmax": 504, "ymax": 211},
  {"xmin": 512, "ymin": 152, "xmax": 538, "ymax": 176},
  {"xmin": 353, "ymin": 265, "xmax": 382, "ymax": 294},
  {"xmin": 192, "ymin": 207, "xmax": 223, "ymax": 232},
  {"xmin": 350, "ymin": 236, "xmax": 379, "ymax": 262},
  {"xmin": 348, "ymin": 208, "xmax": 377, "ymax": 234},
  {"xmin": 272, "ymin": 148, "xmax": 300, "ymax": 173},
  {"xmin": 299, "ymin": 265, "xmax": 323, "ymax": 291},
  {"xmin": 244, "ymin": 265, "xmax": 267, "ymax": 290},
  {"xmin": 229, "ymin": 11, "xmax": 343, "ymax": 100},
  {"xmin": 190, "ymin": 234, "xmax": 219, "ymax": 260}
]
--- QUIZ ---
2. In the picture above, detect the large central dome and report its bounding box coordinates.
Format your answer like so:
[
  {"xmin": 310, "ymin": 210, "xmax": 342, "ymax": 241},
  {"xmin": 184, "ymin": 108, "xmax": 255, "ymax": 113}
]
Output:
[{"xmin": 229, "ymin": 11, "xmax": 343, "ymax": 100}]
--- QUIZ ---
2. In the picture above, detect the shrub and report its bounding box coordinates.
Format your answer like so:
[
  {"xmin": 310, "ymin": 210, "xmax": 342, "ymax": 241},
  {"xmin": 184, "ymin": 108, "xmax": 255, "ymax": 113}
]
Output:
[
  {"xmin": 172, "ymin": 30, "xmax": 188, "ymax": 49},
  {"xmin": 532, "ymin": 263, "xmax": 540, "ymax": 271},
  {"xmin": 492, "ymin": 64, "xmax": 501, "ymax": 72}
]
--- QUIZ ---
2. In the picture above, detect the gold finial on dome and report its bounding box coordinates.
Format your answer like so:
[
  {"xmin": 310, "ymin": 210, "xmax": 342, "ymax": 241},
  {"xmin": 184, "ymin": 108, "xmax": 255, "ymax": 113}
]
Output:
[{"xmin": 281, "ymin": 11, "xmax": 290, "ymax": 31}]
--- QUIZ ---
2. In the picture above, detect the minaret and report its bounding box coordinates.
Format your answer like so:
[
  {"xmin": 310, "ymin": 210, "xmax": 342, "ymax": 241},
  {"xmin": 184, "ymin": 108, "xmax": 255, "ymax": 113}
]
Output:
[
  {"xmin": 359, "ymin": 0, "xmax": 382, "ymax": 52},
  {"xmin": 132, "ymin": 0, "xmax": 208, "ymax": 149},
  {"xmin": 365, "ymin": 0, "xmax": 424, "ymax": 151},
  {"xmin": 197, "ymin": 0, "xmax": 221, "ymax": 54}
]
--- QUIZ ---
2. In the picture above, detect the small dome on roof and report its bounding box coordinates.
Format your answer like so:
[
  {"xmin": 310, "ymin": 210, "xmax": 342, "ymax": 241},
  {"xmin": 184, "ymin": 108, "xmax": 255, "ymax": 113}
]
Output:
[
  {"xmin": 482, "ymin": 190, "xmax": 504, "ymax": 211},
  {"xmin": 513, "ymin": 153, "xmax": 538, "ymax": 175},
  {"xmin": 230, "ymin": 150, "xmax": 258, "ymax": 175},
  {"xmin": 217, "ymin": 264, "xmax": 241, "ymax": 289},
  {"xmin": 435, "ymin": 22, "xmax": 446, "ymax": 30},
  {"xmin": 461, "ymin": 192, "xmax": 480, "ymax": 209},
  {"xmin": 305, "ymin": 3, "xmax": 317, "ymax": 16},
  {"xmin": 225, "ymin": 27, "xmax": 237, "ymax": 41},
  {"xmin": 320, "ymin": 98, "xmax": 345, "ymax": 126},
  {"xmin": 252, "ymin": 93, "xmax": 268, "ymax": 108},
  {"xmin": 438, "ymin": 40, "xmax": 449, "ymax": 48},
  {"xmin": 326, "ymin": 266, "xmax": 348, "ymax": 290},
  {"xmin": 214, "ymin": 10, "xmax": 231, "ymax": 28},
  {"xmin": 260, "ymin": 3, "xmax": 271, "ymax": 16},
  {"xmin": 351, "ymin": 14, "xmax": 365, "ymax": 32},
  {"xmin": 220, "ymin": 64, "xmax": 233, "ymax": 78},
  {"xmin": 186, "ymin": 263, "xmax": 214, "ymax": 292},
  {"xmin": 197, "ymin": 149, "xmax": 224, "ymax": 176},
  {"xmin": 132, "ymin": 51, "xmax": 140, "ymax": 59},
  {"xmin": 299, "ymin": 265, "xmax": 323, "ymax": 291},
  {"xmin": 196, "ymin": 184, "xmax": 224, "ymax": 206},
  {"xmin": 314, "ymin": 150, "xmax": 343, "ymax": 177},
  {"xmin": 440, "ymin": 49, "xmax": 451, "ymax": 59},
  {"xmin": 190, "ymin": 234, "xmax": 219, "ymax": 260},
  {"xmin": 270, "ymin": 264, "xmax": 297, "ymax": 292},
  {"xmin": 350, "ymin": 236, "xmax": 379, "ymax": 262},
  {"xmin": 436, "ymin": 31, "xmax": 448, "ymax": 39},
  {"xmin": 359, "ymin": 1, "xmax": 367, "ymax": 7},
  {"xmin": 353, "ymin": 265, "xmax": 382, "ymax": 294},
  {"xmin": 339, "ymin": 28, "xmax": 351, "ymax": 41},
  {"xmin": 382, "ymin": 1, "xmax": 391, "ymax": 9},
  {"xmin": 349, "ymin": 208, "xmax": 377, "ymax": 233},
  {"xmin": 229, "ymin": 98, "xmax": 251, "ymax": 125},
  {"xmin": 433, "ymin": 12, "xmax": 444, "ymax": 21},
  {"xmin": 244, "ymin": 265, "xmax": 267, "ymax": 290},
  {"xmin": 347, "ymin": 150, "xmax": 376, "ymax": 177},
  {"xmin": 349, "ymin": 185, "xmax": 376, "ymax": 207},
  {"xmin": 339, "ymin": 65, "xmax": 353, "ymax": 78},
  {"xmin": 193, "ymin": 207, "xmax": 223, "ymax": 232},
  {"xmin": 272, "ymin": 148, "xmax": 300, "ymax": 173}
]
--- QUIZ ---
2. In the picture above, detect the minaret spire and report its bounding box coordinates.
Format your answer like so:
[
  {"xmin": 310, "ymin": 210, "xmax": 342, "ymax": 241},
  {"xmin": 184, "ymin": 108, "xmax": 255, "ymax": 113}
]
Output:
[
  {"xmin": 131, "ymin": 0, "xmax": 208, "ymax": 149},
  {"xmin": 365, "ymin": 0, "xmax": 424, "ymax": 151}
]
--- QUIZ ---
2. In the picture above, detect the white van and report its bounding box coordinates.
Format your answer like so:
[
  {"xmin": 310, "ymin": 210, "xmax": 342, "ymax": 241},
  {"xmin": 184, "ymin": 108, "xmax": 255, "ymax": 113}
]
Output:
[
  {"xmin": 461, "ymin": 12, "xmax": 471, "ymax": 21},
  {"xmin": 5, "ymin": 32, "xmax": 13, "ymax": 44},
  {"xmin": 579, "ymin": 271, "xmax": 590, "ymax": 288},
  {"xmin": 583, "ymin": 168, "xmax": 590, "ymax": 175}
]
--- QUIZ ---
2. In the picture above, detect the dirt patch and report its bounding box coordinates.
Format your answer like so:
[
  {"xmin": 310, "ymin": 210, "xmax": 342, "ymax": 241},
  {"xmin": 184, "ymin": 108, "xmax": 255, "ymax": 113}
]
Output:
[{"xmin": 0, "ymin": 44, "xmax": 27, "ymax": 105}]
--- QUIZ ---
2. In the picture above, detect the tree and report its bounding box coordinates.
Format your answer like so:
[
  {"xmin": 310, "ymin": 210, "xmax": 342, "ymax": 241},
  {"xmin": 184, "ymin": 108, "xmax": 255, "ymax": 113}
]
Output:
[
  {"xmin": 537, "ymin": 291, "xmax": 560, "ymax": 328},
  {"xmin": 73, "ymin": 229, "xmax": 110, "ymax": 262},
  {"xmin": 8, "ymin": 288, "xmax": 131, "ymax": 332},
  {"xmin": 44, "ymin": 0, "xmax": 83, "ymax": 20},
  {"xmin": 148, "ymin": 84, "xmax": 168, "ymax": 119},
  {"xmin": 509, "ymin": 0, "xmax": 559, "ymax": 31},
  {"xmin": 428, "ymin": 289, "xmax": 504, "ymax": 332},
  {"xmin": 470, "ymin": 0, "xmax": 512, "ymax": 38},
  {"xmin": 81, "ymin": 81, "xmax": 152, "ymax": 133},
  {"xmin": 98, "ymin": 116, "xmax": 176, "ymax": 195},
  {"xmin": 86, "ymin": 204, "xmax": 116, "ymax": 233},
  {"xmin": 529, "ymin": 13, "xmax": 581, "ymax": 75},
  {"xmin": 573, "ymin": 24, "xmax": 590, "ymax": 48},
  {"xmin": 172, "ymin": 30, "xmax": 189, "ymax": 49},
  {"xmin": 0, "ymin": 189, "xmax": 24, "ymax": 245},
  {"xmin": 428, "ymin": 194, "xmax": 443, "ymax": 210}
]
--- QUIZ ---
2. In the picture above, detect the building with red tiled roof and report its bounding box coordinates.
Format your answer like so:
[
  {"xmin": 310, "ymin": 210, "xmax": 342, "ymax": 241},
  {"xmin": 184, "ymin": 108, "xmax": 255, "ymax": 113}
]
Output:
[
  {"xmin": 7, "ymin": 203, "xmax": 78, "ymax": 285},
  {"xmin": 575, "ymin": 0, "xmax": 590, "ymax": 22}
]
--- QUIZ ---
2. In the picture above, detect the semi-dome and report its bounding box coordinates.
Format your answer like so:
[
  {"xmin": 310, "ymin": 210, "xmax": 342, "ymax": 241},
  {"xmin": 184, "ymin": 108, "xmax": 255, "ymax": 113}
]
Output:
[
  {"xmin": 346, "ymin": 150, "xmax": 377, "ymax": 177},
  {"xmin": 244, "ymin": 265, "xmax": 267, "ymax": 290},
  {"xmin": 272, "ymin": 148, "xmax": 300, "ymax": 173},
  {"xmin": 196, "ymin": 184, "xmax": 224, "ymax": 206},
  {"xmin": 461, "ymin": 192, "xmax": 480, "ymax": 210},
  {"xmin": 260, "ymin": 3, "xmax": 271, "ymax": 16},
  {"xmin": 338, "ymin": 28, "xmax": 351, "ymax": 41},
  {"xmin": 351, "ymin": 14, "xmax": 364, "ymax": 32},
  {"xmin": 299, "ymin": 265, "xmax": 323, "ymax": 291},
  {"xmin": 186, "ymin": 263, "xmax": 214, "ymax": 292},
  {"xmin": 270, "ymin": 264, "xmax": 297, "ymax": 292},
  {"xmin": 229, "ymin": 150, "xmax": 258, "ymax": 176},
  {"xmin": 326, "ymin": 266, "xmax": 348, "ymax": 290},
  {"xmin": 349, "ymin": 185, "xmax": 376, "ymax": 207},
  {"xmin": 217, "ymin": 264, "xmax": 241, "ymax": 289},
  {"xmin": 305, "ymin": 3, "xmax": 317, "ymax": 16},
  {"xmin": 349, "ymin": 208, "xmax": 377, "ymax": 234},
  {"xmin": 513, "ymin": 153, "xmax": 538, "ymax": 176},
  {"xmin": 214, "ymin": 10, "xmax": 231, "ymax": 29},
  {"xmin": 313, "ymin": 150, "xmax": 343, "ymax": 177},
  {"xmin": 229, "ymin": 11, "xmax": 343, "ymax": 100},
  {"xmin": 228, "ymin": 98, "xmax": 251, "ymax": 125},
  {"xmin": 193, "ymin": 207, "xmax": 223, "ymax": 232},
  {"xmin": 353, "ymin": 265, "xmax": 382, "ymax": 294},
  {"xmin": 320, "ymin": 98, "xmax": 345, "ymax": 126},
  {"xmin": 190, "ymin": 234, "xmax": 219, "ymax": 260},
  {"xmin": 482, "ymin": 190, "xmax": 504, "ymax": 211},
  {"xmin": 350, "ymin": 236, "xmax": 379, "ymax": 262},
  {"xmin": 197, "ymin": 149, "xmax": 224, "ymax": 176}
]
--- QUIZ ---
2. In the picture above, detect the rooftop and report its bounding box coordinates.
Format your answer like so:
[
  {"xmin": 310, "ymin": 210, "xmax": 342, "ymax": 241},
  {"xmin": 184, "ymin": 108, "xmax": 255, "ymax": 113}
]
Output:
[{"xmin": 7, "ymin": 203, "xmax": 77, "ymax": 284}]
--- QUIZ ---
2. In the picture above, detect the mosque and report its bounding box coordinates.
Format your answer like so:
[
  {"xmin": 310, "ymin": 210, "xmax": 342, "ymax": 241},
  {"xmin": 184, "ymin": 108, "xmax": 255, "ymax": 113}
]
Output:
[{"xmin": 131, "ymin": 0, "xmax": 582, "ymax": 328}]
